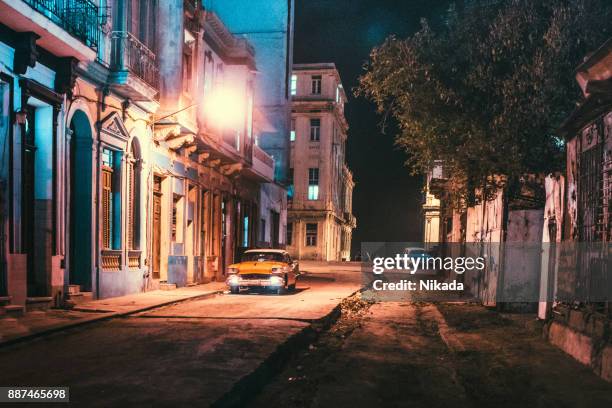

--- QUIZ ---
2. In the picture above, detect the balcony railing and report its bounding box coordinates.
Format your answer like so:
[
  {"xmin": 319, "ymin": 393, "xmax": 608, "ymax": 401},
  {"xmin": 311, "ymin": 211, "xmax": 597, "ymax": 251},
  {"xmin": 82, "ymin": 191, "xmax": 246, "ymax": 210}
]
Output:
[
  {"xmin": 128, "ymin": 250, "xmax": 141, "ymax": 269},
  {"xmin": 111, "ymin": 31, "xmax": 159, "ymax": 89},
  {"xmin": 101, "ymin": 250, "xmax": 121, "ymax": 271},
  {"xmin": 23, "ymin": 0, "xmax": 100, "ymax": 50}
]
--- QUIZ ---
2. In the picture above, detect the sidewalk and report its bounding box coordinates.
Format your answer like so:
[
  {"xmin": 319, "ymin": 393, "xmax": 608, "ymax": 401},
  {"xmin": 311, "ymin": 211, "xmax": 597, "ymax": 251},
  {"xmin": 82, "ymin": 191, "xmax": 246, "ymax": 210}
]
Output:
[{"xmin": 0, "ymin": 282, "xmax": 226, "ymax": 347}]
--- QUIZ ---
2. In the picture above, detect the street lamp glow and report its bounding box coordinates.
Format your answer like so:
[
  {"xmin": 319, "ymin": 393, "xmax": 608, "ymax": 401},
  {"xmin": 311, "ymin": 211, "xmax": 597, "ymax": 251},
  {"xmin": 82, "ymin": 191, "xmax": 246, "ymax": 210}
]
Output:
[{"xmin": 204, "ymin": 87, "xmax": 246, "ymax": 129}]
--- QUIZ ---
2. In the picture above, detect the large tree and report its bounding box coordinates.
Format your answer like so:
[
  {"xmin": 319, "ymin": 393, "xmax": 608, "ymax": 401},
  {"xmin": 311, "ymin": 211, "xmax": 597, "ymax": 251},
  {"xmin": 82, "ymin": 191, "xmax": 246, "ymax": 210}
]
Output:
[{"xmin": 357, "ymin": 0, "xmax": 612, "ymax": 205}]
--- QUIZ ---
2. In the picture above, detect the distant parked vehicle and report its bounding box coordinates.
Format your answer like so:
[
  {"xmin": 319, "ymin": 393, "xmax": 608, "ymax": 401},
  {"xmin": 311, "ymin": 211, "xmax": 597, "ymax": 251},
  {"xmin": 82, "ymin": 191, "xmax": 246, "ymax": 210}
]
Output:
[
  {"xmin": 225, "ymin": 249, "xmax": 299, "ymax": 295},
  {"xmin": 403, "ymin": 247, "xmax": 438, "ymax": 275}
]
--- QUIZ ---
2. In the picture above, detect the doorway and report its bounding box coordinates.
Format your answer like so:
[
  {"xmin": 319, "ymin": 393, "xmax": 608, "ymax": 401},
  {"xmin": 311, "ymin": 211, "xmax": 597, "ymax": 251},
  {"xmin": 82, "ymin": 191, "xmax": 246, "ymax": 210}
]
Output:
[
  {"xmin": 152, "ymin": 175, "xmax": 162, "ymax": 279},
  {"xmin": 69, "ymin": 110, "xmax": 93, "ymax": 291}
]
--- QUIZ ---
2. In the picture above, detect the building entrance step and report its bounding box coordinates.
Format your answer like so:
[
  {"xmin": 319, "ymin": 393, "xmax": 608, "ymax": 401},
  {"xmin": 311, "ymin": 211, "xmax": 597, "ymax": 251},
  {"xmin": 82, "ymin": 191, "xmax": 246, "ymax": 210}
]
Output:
[
  {"xmin": 159, "ymin": 283, "xmax": 177, "ymax": 291},
  {"xmin": 2, "ymin": 304, "xmax": 25, "ymax": 317},
  {"xmin": 26, "ymin": 297, "xmax": 54, "ymax": 312}
]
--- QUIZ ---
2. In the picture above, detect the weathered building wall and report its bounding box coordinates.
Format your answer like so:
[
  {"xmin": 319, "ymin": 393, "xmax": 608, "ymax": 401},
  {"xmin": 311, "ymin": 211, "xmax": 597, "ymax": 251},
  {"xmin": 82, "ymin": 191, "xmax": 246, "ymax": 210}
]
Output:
[{"xmin": 538, "ymin": 174, "xmax": 565, "ymax": 319}]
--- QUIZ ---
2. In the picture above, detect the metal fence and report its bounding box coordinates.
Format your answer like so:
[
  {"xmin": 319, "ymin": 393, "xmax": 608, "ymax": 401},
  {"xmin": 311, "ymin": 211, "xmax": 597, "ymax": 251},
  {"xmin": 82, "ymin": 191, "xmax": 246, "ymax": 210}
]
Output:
[{"xmin": 23, "ymin": 0, "xmax": 100, "ymax": 50}]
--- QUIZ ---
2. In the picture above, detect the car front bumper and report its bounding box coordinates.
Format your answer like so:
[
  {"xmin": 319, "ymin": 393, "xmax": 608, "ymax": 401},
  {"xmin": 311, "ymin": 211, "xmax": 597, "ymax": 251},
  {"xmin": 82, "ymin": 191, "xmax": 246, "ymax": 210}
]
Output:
[{"xmin": 226, "ymin": 274, "xmax": 284, "ymax": 288}]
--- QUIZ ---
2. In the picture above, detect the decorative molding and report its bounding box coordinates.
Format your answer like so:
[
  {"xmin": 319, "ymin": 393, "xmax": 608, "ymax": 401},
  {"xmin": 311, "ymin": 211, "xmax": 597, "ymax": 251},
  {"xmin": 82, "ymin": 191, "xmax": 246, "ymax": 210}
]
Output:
[
  {"xmin": 99, "ymin": 111, "xmax": 130, "ymax": 142},
  {"xmin": 19, "ymin": 78, "xmax": 63, "ymax": 109},
  {"xmin": 153, "ymin": 123, "xmax": 181, "ymax": 142},
  {"xmin": 221, "ymin": 163, "xmax": 243, "ymax": 176},
  {"xmin": 166, "ymin": 134, "xmax": 195, "ymax": 150},
  {"xmin": 13, "ymin": 32, "xmax": 40, "ymax": 75},
  {"xmin": 55, "ymin": 57, "xmax": 79, "ymax": 96}
]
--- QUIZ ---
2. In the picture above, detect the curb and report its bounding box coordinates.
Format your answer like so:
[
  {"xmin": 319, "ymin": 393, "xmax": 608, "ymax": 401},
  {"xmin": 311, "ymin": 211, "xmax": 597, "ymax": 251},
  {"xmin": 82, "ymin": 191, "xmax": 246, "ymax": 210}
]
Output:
[
  {"xmin": 211, "ymin": 289, "xmax": 361, "ymax": 408},
  {"xmin": 0, "ymin": 290, "xmax": 223, "ymax": 349}
]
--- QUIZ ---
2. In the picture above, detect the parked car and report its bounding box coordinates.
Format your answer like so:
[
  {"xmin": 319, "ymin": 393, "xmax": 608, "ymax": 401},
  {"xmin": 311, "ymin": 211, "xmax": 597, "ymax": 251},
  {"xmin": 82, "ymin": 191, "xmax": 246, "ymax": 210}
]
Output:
[{"xmin": 226, "ymin": 249, "xmax": 299, "ymax": 295}]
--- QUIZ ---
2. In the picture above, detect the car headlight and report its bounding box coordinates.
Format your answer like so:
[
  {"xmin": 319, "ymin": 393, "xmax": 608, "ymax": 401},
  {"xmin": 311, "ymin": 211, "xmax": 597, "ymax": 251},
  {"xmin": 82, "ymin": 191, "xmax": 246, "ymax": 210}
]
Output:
[
  {"xmin": 227, "ymin": 267, "xmax": 239, "ymax": 274},
  {"xmin": 269, "ymin": 276, "xmax": 284, "ymax": 286},
  {"xmin": 227, "ymin": 275, "xmax": 240, "ymax": 285}
]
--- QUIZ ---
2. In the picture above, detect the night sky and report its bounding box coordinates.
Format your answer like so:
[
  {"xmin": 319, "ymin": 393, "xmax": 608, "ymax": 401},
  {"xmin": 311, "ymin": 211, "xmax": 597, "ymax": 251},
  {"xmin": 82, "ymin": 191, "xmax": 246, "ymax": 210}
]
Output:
[{"xmin": 293, "ymin": 0, "xmax": 452, "ymax": 253}]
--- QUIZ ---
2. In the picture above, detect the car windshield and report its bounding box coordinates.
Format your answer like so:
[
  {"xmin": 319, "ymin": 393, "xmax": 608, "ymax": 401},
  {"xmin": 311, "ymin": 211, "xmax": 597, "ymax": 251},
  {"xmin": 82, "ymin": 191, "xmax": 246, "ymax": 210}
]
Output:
[{"xmin": 241, "ymin": 252, "xmax": 285, "ymax": 262}]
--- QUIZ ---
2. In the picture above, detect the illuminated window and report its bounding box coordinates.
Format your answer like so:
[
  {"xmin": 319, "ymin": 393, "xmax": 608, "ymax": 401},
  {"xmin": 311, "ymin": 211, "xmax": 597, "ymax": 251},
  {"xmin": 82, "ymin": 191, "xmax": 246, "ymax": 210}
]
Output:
[
  {"xmin": 310, "ymin": 118, "xmax": 320, "ymax": 141},
  {"xmin": 243, "ymin": 216, "xmax": 249, "ymax": 247},
  {"xmin": 290, "ymin": 119, "xmax": 296, "ymax": 142},
  {"xmin": 306, "ymin": 223, "xmax": 317, "ymax": 246},
  {"xmin": 308, "ymin": 168, "xmax": 319, "ymax": 200},
  {"xmin": 290, "ymin": 74, "xmax": 297, "ymax": 95},
  {"xmin": 287, "ymin": 168, "xmax": 294, "ymax": 200}
]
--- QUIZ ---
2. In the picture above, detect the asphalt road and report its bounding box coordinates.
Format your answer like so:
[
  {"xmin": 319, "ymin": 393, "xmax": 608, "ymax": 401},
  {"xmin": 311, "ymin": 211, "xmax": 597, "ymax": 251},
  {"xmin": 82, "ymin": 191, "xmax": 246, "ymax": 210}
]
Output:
[{"xmin": 0, "ymin": 270, "xmax": 361, "ymax": 407}]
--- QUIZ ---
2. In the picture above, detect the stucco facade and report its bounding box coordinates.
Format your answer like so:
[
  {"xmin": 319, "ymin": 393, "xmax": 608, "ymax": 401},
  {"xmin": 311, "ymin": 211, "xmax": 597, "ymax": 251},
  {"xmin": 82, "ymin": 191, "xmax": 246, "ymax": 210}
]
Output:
[
  {"xmin": 287, "ymin": 63, "xmax": 356, "ymax": 261},
  {"xmin": 0, "ymin": 0, "xmax": 286, "ymax": 311}
]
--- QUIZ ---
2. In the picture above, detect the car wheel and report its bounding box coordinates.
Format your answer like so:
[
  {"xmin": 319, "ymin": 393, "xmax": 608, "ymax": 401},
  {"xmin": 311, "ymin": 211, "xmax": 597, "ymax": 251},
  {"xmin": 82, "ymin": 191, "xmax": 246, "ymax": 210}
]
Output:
[
  {"xmin": 230, "ymin": 287, "xmax": 239, "ymax": 295},
  {"xmin": 288, "ymin": 283, "xmax": 296, "ymax": 292}
]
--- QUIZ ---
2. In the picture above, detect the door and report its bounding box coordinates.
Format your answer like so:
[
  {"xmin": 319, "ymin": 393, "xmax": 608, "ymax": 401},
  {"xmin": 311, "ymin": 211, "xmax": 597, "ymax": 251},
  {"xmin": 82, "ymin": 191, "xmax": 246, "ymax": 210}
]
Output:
[
  {"xmin": 152, "ymin": 176, "xmax": 162, "ymax": 279},
  {"xmin": 22, "ymin": 106, "xmax": 36, "ymax": 295}
]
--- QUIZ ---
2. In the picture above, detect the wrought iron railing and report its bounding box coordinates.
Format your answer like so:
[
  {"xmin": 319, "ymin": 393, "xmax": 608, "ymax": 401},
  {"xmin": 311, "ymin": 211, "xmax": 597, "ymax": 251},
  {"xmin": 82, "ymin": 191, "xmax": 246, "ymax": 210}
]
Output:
[
  {"xmin": 23, "ymin": 0, "xmax": 100, "ymax": 50},
  {"xmin": 111, "ymin": 31, "xmax": 159, "ymax": 89}
]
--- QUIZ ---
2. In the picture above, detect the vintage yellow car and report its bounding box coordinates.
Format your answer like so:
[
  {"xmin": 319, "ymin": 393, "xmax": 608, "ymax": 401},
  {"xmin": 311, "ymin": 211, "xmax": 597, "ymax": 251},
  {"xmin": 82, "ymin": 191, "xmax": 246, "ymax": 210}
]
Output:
[{"xmin": 226, "ymin": 249, "xmax": 299, "ymax": 295}]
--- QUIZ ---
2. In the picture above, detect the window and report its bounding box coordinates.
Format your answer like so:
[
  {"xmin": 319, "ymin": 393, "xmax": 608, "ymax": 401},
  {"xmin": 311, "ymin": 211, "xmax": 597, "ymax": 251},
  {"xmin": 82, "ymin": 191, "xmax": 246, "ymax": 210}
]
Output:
[
  {"xmin": 243, "ymin": 216, "xmax": 249, "ymax": 247},
  {"xmin": 290, "ymin": 74, "xmax": 297, "ymax": 95},
  {"xmin": 287, "ymin": 168, "xmax": 294, "ymax": 200},
  {"xmin": 310, "ymin": 118, "xmax": 320, "ymax": 141},
  {"xmin": 260, "ymin": 218, "xmax": 266, "ymax": 242},
  {"xmin": 172, "ymin": 195, "xmax": 184, "ymax": 243},
  {"xmin": 290, "ymin": 119, "xmax": 296, "ymax": 142},
  {"xmin": 311, "ymin": 75, "xmax": 322, "ymax": 94},
  {"xmin": 101, "ymin": 148, "xmax": 121, "ymax": 250},
  {"xmin": 287, "ymin": 222, "xmax": 293, "ymax": 245},
  {"xmin": 308, "ymin": 168, "xmax": 319, "ymax": 200},
  {"xmin": 182, "ymin": 49, "xmax": 193, "ymax": 94},
  {"xmin": 127, "ymin": 141, "xmax": 141, "ymax": 250},
  {"xmin": 306, "ymin": 223, "xmax": 317, "ymax": 246}
]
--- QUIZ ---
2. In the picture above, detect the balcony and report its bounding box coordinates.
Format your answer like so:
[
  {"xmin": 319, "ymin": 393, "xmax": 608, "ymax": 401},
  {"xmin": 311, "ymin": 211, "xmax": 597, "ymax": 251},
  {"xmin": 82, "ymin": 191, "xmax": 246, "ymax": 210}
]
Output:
[
  {"xmin": 109, "ymin": 31, "xmax": 159, "ymax": 101},
  {"xmin": 242, "ymin": 144, "xmax": 275, "ymax": 182},
  {"xmin": 0, "ymin": 0, "xmax": 100, "ymax": 61}
]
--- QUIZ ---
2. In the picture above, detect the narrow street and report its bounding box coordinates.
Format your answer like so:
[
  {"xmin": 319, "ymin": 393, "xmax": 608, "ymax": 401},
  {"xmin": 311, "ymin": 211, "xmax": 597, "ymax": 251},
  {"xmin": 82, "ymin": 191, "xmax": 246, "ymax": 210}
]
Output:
[{"xmin": 0, "ymin": 270, "xmax": 360, "ymax": 407}]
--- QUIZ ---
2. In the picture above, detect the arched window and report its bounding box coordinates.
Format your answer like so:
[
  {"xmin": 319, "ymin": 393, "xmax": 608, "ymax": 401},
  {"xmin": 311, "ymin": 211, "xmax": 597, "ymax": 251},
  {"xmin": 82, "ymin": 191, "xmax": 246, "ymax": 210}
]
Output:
[{"xmin": 127, "ymin": 139, "xmax": 141, "ymax": 250}]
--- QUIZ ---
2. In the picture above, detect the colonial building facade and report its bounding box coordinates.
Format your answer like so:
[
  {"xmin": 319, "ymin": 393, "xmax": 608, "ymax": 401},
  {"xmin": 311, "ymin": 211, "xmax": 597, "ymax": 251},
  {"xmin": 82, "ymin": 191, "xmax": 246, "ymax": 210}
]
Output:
[
  {"xmin": 0, "ymin": 0, "xmax": 289, "ymax": 312},
  {"xmin": 287, "ymin": 63, "xmax": 356, "ymax": 261}
]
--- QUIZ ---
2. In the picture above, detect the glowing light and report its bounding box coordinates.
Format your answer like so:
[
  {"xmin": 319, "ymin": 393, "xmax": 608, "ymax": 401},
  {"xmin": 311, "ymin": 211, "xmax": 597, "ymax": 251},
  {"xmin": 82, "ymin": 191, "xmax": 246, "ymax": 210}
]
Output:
[{"xmin": 204, "ymin": 87, "xmax": 246, "ymax": 129}]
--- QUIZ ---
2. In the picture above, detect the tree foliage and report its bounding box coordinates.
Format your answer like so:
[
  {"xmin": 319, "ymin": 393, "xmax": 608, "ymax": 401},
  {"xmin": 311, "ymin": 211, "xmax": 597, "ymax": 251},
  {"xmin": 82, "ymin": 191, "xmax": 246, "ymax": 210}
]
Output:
[{"xmin": 357, "ymin": 0, "xmax": 612, "ymax": 205}]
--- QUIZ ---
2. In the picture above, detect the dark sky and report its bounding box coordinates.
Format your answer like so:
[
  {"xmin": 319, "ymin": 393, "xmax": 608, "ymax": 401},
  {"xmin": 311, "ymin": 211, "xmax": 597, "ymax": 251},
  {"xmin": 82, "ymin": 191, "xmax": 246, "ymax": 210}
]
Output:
[{"xmin": 293, "ymin": 0, "xmax": 452, "ymax": 252}]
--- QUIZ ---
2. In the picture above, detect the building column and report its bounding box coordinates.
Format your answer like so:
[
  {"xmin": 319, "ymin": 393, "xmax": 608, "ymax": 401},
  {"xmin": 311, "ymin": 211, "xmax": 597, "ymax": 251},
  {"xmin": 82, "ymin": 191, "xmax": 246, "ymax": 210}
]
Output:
[{"xmin": 157, "ymin": 0, "xmax": 185, "ymax": 115}]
